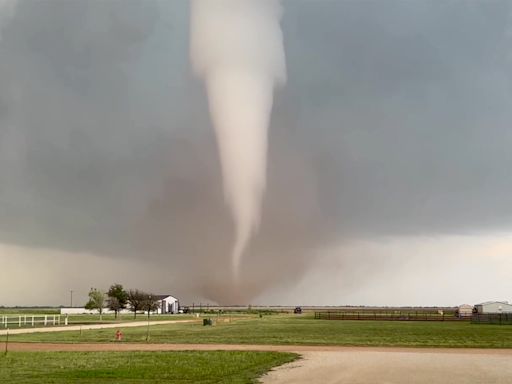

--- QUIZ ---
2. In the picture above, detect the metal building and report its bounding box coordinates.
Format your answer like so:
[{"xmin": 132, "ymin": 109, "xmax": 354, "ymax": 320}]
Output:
[{"xmin": 474, "ymin": 301, "xmax": 512, "ymax": 314}]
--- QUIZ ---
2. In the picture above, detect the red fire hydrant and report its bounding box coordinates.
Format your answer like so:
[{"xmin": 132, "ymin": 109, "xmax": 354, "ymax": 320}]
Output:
[{"xmin": 115, "ymin": 330, "xmax": 123, "ymax": 341}]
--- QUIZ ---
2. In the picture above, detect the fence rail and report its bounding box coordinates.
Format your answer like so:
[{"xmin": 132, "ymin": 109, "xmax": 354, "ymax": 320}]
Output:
[
  {"xmin": 314, "ymin": 311, "xmax": 469, "ymax": 322},
  {"xmin": 471, "ymin": 313, "xmax": 512, "ymax": 325},
  {"xmin": 1, "ymin": 314, "xmax": 62, "ymax": 328}
]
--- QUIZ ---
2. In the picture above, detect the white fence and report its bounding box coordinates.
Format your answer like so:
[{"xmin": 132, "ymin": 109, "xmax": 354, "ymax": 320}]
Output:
[{"xmin": 1, "ymin": 314, "xmax": 62, "ymax": 328}]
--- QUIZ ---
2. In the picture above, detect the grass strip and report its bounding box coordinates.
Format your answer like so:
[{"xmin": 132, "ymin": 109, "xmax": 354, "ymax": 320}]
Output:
[{"xmin": 0, "ymin": 350, "xmax": 298, "ymax": 383}]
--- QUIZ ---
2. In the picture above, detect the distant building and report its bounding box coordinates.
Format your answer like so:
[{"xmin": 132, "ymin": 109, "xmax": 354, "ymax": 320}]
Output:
[
  {"xmin": 155, "ymin": 295, "xmax": 179, "ymax": 314},
  {"xmin": 456, "ymin": 304, "xmax": 474, "ymax": 318},
  {"xmin": 474, "ymin": 301, "xmax": 512, "ymax": 314}
]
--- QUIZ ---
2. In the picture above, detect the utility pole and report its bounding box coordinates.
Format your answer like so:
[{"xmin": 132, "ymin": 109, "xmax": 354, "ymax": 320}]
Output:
[
  {"xmin": 70, "ymin": 290, "xmax": 73, "ymax": 308},
  {"xmin": 146, "ymin": 295, "xmax": 152, "ymax": 342}
]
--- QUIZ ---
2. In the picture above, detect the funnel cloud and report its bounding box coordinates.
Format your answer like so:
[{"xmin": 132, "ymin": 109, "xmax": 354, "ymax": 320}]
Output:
[{"xmin": 190, "ymin": 0, "xmax": 286, "ymax": 279}]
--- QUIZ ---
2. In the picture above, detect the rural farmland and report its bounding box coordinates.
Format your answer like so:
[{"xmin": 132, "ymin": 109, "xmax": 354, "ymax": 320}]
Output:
[
  {"xmin": 5, "ymin": 311, "xmax": 512, "ymax": 348},
  {"xmin": 1, "ymin": 310, "xmax": 512, "ymax": 383}
]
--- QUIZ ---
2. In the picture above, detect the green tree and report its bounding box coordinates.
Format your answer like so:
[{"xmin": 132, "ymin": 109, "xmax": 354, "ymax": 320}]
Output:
[
  {"xmin": 127, "ymin": 289, "xmax": 146, "ymax": 319},
  {"xmin": 85, "ymin": 288, "xmax": 106, "ymax": 320},
  {"xmin": 107, "ymin": 284, "xmax": 128, "ymax": 318},
  {"xmin": 142, "ymin": 294, "xmax": 160, "ymax": 314}
]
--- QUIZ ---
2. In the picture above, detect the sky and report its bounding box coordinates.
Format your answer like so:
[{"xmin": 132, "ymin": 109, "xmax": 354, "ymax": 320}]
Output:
[{"xmin": 1, "ymin": 0, "xmax": 512, "ymax": 307}]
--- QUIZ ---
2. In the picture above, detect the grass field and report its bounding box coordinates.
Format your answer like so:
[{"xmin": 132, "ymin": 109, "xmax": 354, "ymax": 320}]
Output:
[
  {"xmin": 0, "ymin": 351, "xmax": 297, "ymax": 383},
  {"xmin": 0, "ymin": 308, "xmax": 60, "ymax": 315},
  {"xmin": 7, "ymin": 314, "xmax": 512, "ymax": 348}
]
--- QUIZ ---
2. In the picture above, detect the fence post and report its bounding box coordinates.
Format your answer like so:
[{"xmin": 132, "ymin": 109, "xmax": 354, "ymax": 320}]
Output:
[
  {"xmin": 4, "ymin": 330, "xmax": 8, "ymax": 355},
  {"xmin": 32, "ymin": 316, "xmax": 34, "ymax": 327},
  {"xmin": 53, "ymin": 315, "xmax": 56, "ymax": 326},
  {"xmin": 44, "ymin": 315, "xmax": 47, "ymax": 326},
  {"xmin": 19, "ymin": 316, "xmax": 21, "ymax": 327},
  {"xmin": 24, "ymin": 315, "xmax": 27, "ymax": 325}
]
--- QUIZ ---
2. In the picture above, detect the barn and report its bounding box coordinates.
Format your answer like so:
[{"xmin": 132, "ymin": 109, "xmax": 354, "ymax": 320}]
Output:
[
  {"xmin": 474, "ymin": 301, "xmax": 512, "ymax": 314},
  {"xmin": 155, "ymin": 295, "xmax": 179, "ymax": 314}
]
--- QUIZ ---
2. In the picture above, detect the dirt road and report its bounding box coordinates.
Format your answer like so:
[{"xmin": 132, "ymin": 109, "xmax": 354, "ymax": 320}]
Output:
[
  {"xmin": 3, "ymin": 343, "xmax": 512, "ymax": 355},
  {"xmin": 262, "ymin": 349, "xmax": 512, "ymax": 384}
]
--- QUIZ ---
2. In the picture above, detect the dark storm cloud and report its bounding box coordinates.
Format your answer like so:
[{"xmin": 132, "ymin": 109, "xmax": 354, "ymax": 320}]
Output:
[
  {"xmin": 1, "ymin": 0, "xmax": 512, "ymax": 303},
  {"xmin": 281, "ymin": 0, "xmax": 512, "ymax": 237}
]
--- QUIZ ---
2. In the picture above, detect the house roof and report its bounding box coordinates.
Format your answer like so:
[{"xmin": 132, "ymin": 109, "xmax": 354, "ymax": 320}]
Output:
[
  {"xmin": 154, "ymin": 295, "xmax": 178, "ymax": 301},
  {"xmin": 476, "ymin": 301, "xmax": 511, "ymax": 306}
]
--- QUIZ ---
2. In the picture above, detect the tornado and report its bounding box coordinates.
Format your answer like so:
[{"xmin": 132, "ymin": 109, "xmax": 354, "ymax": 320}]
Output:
[{"xmin": 190, "ymin": 0, "xmax": 287, "ymax": 281}]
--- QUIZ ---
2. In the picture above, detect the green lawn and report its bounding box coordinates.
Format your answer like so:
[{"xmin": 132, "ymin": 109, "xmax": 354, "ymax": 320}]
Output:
[
  {"xmin": 7, "ymin": 314, "xmax": 512, "ymax": 348},
  {"xmin": 0, "ymin": 351, "xmax": 297, "ymax": 383},
  {"xmin": 0, "ymin": 308, "xmax": 60, "ymax": 315}
]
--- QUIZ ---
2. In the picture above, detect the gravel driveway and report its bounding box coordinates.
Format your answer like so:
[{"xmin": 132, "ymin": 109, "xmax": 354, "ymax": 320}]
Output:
[{"xmin": 262, "ymin": 349, "xmax": 512, "ymax": 384}]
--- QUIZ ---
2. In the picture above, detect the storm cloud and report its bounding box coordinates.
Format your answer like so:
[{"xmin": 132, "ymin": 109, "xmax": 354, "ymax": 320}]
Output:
[{"xmin": 1, "ymin": 0, "xmax": 512, "ymax": 305}]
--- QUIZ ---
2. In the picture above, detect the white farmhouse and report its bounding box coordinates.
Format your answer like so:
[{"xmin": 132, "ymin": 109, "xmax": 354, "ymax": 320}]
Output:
[
  {"xmin": 474, "ymin": 301, "xmax": 512, "ymax": 314},
  {"xmin": 154, "ymin": 295, "xmax": 179, "ymax": 314}
]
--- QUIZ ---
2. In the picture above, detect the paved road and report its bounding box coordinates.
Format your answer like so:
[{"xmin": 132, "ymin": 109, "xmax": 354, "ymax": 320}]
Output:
[
  {"xmin": 262, "ymin": 349, "xmax": 512, "ymax": 384},
  {"xmin": 0, "ymin": 319, "xmax": 197, "ymax": 336}
]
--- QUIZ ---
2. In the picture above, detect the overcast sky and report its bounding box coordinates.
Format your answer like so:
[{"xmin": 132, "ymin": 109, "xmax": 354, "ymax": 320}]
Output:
[{"xmin": 1, "ymin": 0, "xmax": 512, "ymax": 307}]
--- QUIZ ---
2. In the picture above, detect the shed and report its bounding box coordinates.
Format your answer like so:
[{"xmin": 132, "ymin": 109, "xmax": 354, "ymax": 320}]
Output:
[{"xmin": 474, "ymin": 301, "xmax": 512, "ymax": 314}]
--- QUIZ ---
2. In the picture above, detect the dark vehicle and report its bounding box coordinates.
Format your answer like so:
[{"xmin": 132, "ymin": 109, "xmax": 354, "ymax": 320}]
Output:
[
  {"xmin": 181, "ymin": 306, "xmax": 190, "ymax": 314},
  {"xmin": 294, "ymin": 306, "xmax": 302, "ymax": 314}
]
